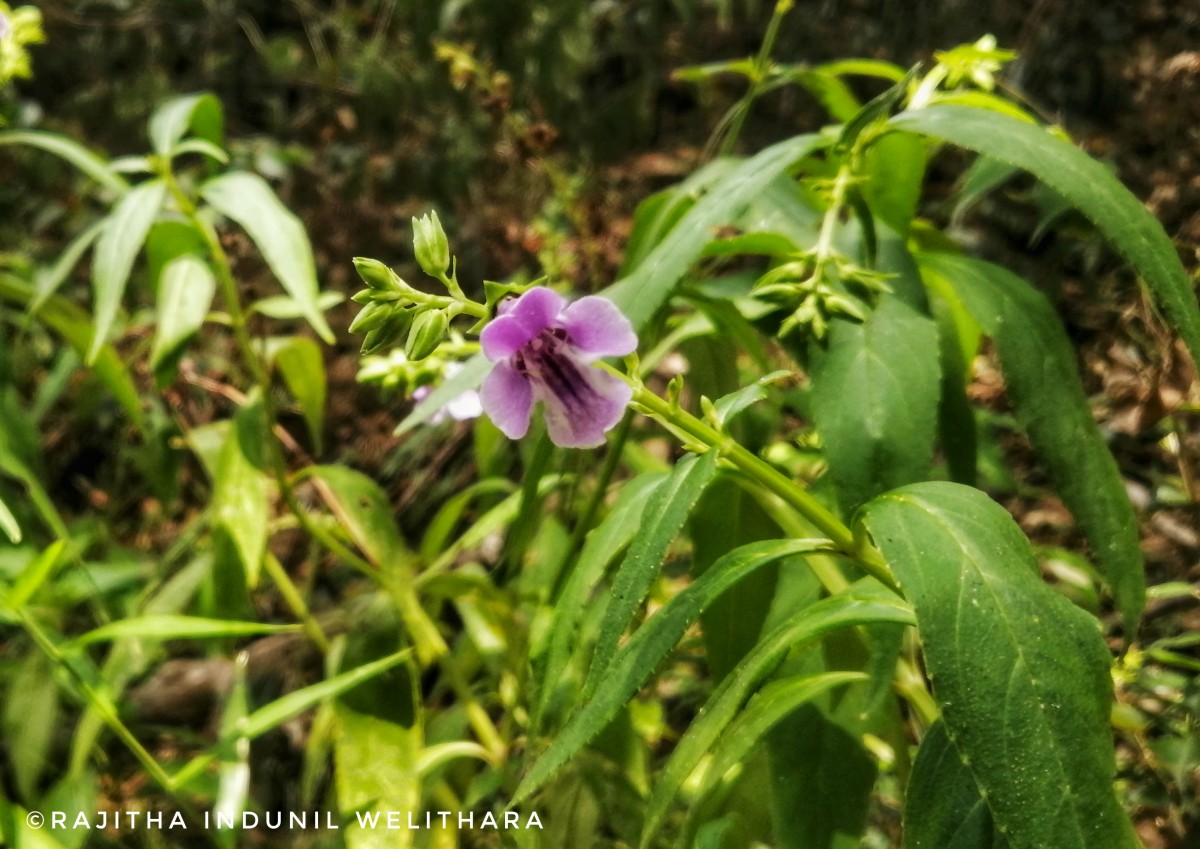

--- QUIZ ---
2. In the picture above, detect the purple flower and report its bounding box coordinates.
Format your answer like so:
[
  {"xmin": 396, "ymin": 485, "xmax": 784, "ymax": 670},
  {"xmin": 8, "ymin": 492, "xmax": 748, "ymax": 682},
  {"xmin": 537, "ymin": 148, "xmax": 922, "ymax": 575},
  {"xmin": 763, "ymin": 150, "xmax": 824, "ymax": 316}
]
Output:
[{"xmin": 480, "ymin": 287, "xmax": 637, "ymax": 448}]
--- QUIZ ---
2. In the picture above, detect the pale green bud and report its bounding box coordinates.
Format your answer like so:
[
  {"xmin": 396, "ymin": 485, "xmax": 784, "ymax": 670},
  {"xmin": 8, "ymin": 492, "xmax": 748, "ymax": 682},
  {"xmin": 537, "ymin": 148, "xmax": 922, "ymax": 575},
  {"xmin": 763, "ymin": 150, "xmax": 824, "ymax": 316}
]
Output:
[
  {"xmin": 412, "ymin": 211, "xmax": 451, "ymax": 279},
  {"xmin": 405, "ymin": 309, "xmax": 449, "ymax": 361}
]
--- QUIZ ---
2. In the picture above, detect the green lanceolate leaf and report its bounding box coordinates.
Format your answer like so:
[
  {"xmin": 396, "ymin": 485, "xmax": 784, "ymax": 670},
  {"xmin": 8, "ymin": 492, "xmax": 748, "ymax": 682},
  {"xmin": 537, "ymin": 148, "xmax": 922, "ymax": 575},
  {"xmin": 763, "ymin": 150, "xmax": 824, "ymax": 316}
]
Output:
[
  {"xmin": 71, "ymin": 615, "xmax": 301, "ymax": 646},
  {"xmin": 585, "ymin": 450, "xmax": 720, "ymax": 695},
  {"xmin": 533, "ymin": 473, "xmax": 662, "ymax": 732},
  {"xmin": 0, "ymin": 496, "xmax": 20, "ymax": 544},
  {"xmin": 608, "ymin": 134, "xmax": 826, "ymax": 330},
  {"xmin": 90, "ymin": 179, "xmax": 167, "ymax": 363},
  {"xmin": 211, "ymin": 397, "xmax": 271, "ymax": 590},
  {"xmin": 920, "ymin": 252, "xmax": 1144, "ymax": 627},
  {"xmin": 692, "ymin": 671, "xmax": 867, "ymax": 813},
  {"xmin": 892, "ymin": 104, "xmax": 1200, "ymax": 366},
  {"xmin": 272, "ymin": 336, "xmax": 326, "ymax": 454},
  {"xmin": 809, "ymin": 290, "xmax": 941, "ymax": 515},
  {"xmin": 639, "ymin": 581, "xmax": 914, "ymax": 847},
  {"xmin": 148, "ymin": 92, "xmax": 224, "ymax": 157},
  {"xmin": 904, "ymin": 719, "xmax": 1007, "ymax": 849},
  {"xmin": 514, "ymin": 538, "xmax": 841, "ymax": 806},
  {"xmin": 861, "ymin": 482, "xmax": 1140, "ymax": 849},
  {"xmin": 0, "ymin": 130, "xmax": 130, "ymax": 193},
  {"xmin": 200, "ymin": 172, "xmax": 335, "ymax": 343},
  {"xmin": 150, "ymin": 254, "xmax": 216, "ymax": 382}
]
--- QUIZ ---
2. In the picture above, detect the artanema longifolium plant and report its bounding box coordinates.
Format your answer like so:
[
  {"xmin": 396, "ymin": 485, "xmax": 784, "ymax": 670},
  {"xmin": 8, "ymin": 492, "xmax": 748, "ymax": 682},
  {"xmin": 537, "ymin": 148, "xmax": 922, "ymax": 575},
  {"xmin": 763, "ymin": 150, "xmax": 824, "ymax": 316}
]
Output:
[
  {"xmin": 0, "ymin": 12, "xmax": 1197, "ymax": 849},
  {"xmin": 344, "ymin": 29, "xmax": 1199, "ymax": 849}
]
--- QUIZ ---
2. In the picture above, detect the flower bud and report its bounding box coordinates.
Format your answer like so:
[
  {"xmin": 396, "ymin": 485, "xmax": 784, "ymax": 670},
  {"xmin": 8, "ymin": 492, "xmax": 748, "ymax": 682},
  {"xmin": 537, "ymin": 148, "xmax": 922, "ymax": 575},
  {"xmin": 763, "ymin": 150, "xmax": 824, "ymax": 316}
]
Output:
[
  {"xmin": 412, "ymin": 212, "xmax": 451, "ymax": 279},
  {"xmin": 348, "ymin": 301, "xmax": 390, "ymax": 334},
  {"xmin": 353, "ymin": 257, "xmax": 397, "ymax": 291},
  {"xmin": 361, "ymin": 311, "xmax": 413, "ymax": 356},
  {"xmin": 405, "ymin": 309, "xmax": 449, "ymax": 361}
]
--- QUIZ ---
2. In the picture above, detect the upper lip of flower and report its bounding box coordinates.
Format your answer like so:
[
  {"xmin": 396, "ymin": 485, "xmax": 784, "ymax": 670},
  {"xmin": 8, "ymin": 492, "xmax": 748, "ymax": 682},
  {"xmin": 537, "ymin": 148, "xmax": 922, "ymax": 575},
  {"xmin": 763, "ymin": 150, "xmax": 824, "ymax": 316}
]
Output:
[{"xmin": 478, "ymin": 287, "xmax": 637, "ymax": 448}]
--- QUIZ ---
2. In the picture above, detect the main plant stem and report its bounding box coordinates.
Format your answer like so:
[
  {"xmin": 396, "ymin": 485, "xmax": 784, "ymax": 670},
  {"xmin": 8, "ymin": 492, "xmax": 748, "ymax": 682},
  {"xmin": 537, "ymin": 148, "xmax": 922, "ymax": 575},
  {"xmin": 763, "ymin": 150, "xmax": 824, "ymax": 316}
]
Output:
[{"xmin": 609, "ymin": 368, "xmax": 898, "ymax": 593}]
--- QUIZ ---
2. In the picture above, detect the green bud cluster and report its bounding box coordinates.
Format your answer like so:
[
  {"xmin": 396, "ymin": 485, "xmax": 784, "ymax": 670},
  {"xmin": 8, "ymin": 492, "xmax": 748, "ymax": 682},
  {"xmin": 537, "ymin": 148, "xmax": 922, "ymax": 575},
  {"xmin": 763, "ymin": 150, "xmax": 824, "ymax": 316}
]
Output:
[
  {"xmin": 754, "ymin": 249, "xmax": 892, "ymax": 340},
  {"xmin": 0, "ymin": 2, "xmax": 45, "ymax": 85},
  {"xmin": 349, "ymin": 212, "xmax": 487, "ymax": 361}
]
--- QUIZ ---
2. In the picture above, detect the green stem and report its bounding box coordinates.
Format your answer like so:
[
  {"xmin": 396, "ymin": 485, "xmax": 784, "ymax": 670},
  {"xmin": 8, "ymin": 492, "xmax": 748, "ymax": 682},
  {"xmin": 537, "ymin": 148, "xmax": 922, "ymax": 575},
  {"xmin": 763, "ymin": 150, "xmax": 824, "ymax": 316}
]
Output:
[
  {"xmin": 608, "ymin": 367, "xmax": 898, "ymax": 592},
  {"xmin": 718, "ymin": 0, "xmax": 794, "ymax": 157}
]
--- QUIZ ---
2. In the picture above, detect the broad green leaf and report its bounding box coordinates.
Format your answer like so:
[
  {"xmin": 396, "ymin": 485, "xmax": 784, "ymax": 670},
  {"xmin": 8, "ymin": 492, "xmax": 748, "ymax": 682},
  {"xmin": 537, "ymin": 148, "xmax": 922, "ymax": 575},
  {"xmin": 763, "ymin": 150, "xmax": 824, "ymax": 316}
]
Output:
[
  {"xmin": 148, "ymin": 92, "xmax": 224, "ymax": 156},
  {"xmin": 690, "ymin": 477, "xmax": 783, "ymax": 680},
  {"xmin": 272, "ymin": 336, "xmax": 326, "ymax": 454},
  {"xmin": 0, "ymin": 130, "xmax": 129, "ymax": 193},
  {"xmin": 639, "ymin": 582, "xmax": 914, "ymax": 847},
  {"xmin": 71, "ymin": 615, "xmax": 301, "ymax": 646},
  {"xmin": 514, "ymin": 538, "xmax": 839, "ymax": 805},
  {"xmin": 200, "ymin": 172, "xmax": 334, "ymax": 342},
  {"xmin": 335, "ymin": 705, "xmax": 421, "ymax": 849},
  {"xmin": 768, "ymin": 707, "xmax": 878, "ymax": 849},
  {"xmin": 861, "ymin": 482, "xmax": 1140, "ymax": 849},
  {"xmin": 249, "ymin": 290, "xmax": 343, "ymax": 319},
  {"xmin": 211, "ymin": 398, "xmax": 270, "ymax": 589},
  {"xmin": 533, "ymin": 473, "xmax": 662, "ymax": 732},
  {"xmin": 809, "ymin": 290, "xmax": 941, "ymax": 515},
  {"xmin": 920, "ymin": 252, "xmax": 1144, "ymax": 626},
  {"xmin": 892, "ymin": 104, "xmax": 1200, "ymax": 366},
  {"xmin": 89, "ymin": 179, "xmax": 167, "ymax": 363},
  {"xmin": 586, "ymin": 450, "xmax": 720, "ymax": 694},
  {"xmin": 904, "ymin": 719, "xmax": 1007, "ymax": 849},
  {"xmin": 334, "ymin": 609, "xmax": 421, "ymax": 849},
  {"xmin": 150, "ymin": 254, "xmax": 216, "ymax": 382},
  {"xmin": 145, "ymin": 219, "xmax": 209, "ymax": 294},
  {"xmin": 301, "ymin": 465, "xmax": 411, "ymax": 570},
  {"xmin": 608, "ymin": 134, "xmax": 826, "ymax": 329},
  {"xmin": 2, "ymin": 650, "xmax": 61, "ymax": 802},
  {"xmin": 863, "ymin": 131, "xmax": 926, "ymax": 235}
]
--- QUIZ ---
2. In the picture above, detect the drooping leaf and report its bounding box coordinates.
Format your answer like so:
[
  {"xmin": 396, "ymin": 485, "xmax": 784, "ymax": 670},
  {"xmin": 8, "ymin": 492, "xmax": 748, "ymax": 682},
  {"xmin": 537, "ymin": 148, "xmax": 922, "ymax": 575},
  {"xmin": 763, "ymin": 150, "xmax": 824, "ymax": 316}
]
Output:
[
  {"xmin": 514, "ymin": 538, "xmax": 843, "ymax": 806},
  {"xmin": 861, "ymin": 482, "xmax": 1140, "ymax": 849},
  {"xmin": 920, "ymin": 252, "xmax": 1144, "ymax": 627},
  {"xmin": 892, "ymin": 104, "xmax": 1200, "ymax": 366},
  {"xmin": 300, "ymin": 465, "xmax": 411, "ymax": 570},
  {"xmin": 200, "ymin": 172, "xmax": 335, "ymax": 342},
  {"xmin": 89, "ymin": 179, "xmax": 167, "ymax": 363},
  {"xmin": 0, "ymin": 130, "xmax": 129, "ymax": 193},
  {"xmin": 903, "ymin": 719, "xmax": 1007, "ymax": 849},
  {"xmin": 31, "ymin": 219, "xmax": 106, "ymax": 315}
]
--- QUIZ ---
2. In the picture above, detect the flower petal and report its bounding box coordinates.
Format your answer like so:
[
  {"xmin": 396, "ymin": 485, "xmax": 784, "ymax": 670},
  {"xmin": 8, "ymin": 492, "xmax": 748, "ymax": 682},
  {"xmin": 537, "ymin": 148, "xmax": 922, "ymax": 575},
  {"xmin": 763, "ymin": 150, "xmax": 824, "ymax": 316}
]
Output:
[
  {"xmin": 480, "ymin": 361, "xmax": 533, "ymax": 439},
  {"xmin": 560, "ymin": 296, "xmax": 638, "ymax": 360},
  {"xmin": 535, "ymin": 361, "xmax": 632, "ymax": 448},
  {"xmin": 480, "ymin": 286, "xmax": 566, "ymax": 360}
]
